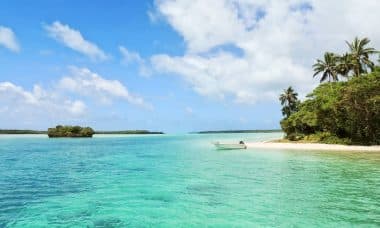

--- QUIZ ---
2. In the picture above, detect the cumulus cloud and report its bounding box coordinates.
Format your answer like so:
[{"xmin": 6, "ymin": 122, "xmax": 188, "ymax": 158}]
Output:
[
  {"xmin": 0, "ymin": 26, "xmax": 20, "ymax": 52},
  {"xmin": 119, "ymin": 46, "xmax": 151, "ymax": 76},
  {"xmin": 0, "ymin": 67, "xmax": 152, "ymax": 127},
  {"xmin": 150, "ymin": 0, "xmax": 380, "ymax": 104},
  {"xmin": 45, "ymin": 21, "xmax": 108, "ymax": 61},
  {"xmin": 0, "ymin": 82, "xmax": 86, "ymax": 118},
  {"xmin": 59, "ymin": 67, "xmax": 152, "ymax": 109},
  {"xmin": 157, "ymin": 0, "xmax": 246, "ymax": 53}
]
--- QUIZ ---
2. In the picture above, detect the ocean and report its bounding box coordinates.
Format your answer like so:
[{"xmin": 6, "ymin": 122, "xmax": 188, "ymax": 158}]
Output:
[{"xmin": 0, "ymin": 133, "xmax": 379, "ymax": 227}]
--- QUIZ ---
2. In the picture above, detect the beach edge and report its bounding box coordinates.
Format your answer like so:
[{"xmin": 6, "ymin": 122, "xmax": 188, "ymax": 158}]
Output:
[{"xmin": 246, "ymin": 140, "xmax": 380, "ymax": 152}]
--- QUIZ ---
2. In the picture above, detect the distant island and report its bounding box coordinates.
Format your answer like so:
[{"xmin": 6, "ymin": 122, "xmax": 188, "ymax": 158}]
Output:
[
  {"xmin": 196, "ymin": 130, "xmax": 282, "ymax": 134},
  {"xmin": 48, "ymin": 125, "xmax": 95, "ymax": 138},
  {"xmin": 0, "ymin": 128, "xmax": 164, "ymax": 136},
  {"xmin": 95, "ymin": 130, "xmax": 164, "ymax": 134},
  {"xmin": 0, "ymin": 130, "xmax": 46, "ymax": 134}
]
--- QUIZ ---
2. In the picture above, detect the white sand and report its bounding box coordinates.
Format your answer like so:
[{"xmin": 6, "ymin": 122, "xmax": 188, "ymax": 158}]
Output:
[{"xmin": 246, "ymin": 141, "xmax": 380, "ymax": 152}]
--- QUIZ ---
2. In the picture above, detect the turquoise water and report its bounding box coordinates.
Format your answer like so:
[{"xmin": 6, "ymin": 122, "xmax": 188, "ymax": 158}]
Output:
[{"xmin": 0, "ymin": 133, "xmax": 379, "ymax": 227}]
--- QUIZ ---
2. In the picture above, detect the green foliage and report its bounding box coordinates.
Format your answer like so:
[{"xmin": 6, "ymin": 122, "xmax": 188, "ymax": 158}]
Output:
[
  {"xmin": 281, "ymin": 70, "xmax": 380, "ymax": 145},
  {"xmin": 346, "ymin": 37, "xmax": 378, "ymax": 77},
  {"xmin": 279, "ymin": 86, "xmax": 299, "ymax": 118},
  {"xmin": 47, "ymin": 125, "xmax": 95, "ymax": 138},
  {"xmin": 313, "ymin": 52, "xmax": 340, "ymax": 82},
  {"xmin": 282, "ymin": 37, "xmax": 379, "ymax": 145},
  {"xmin": 304, "ymin": 132, "xmax": 352, "ymax": 145},
  {"xmin": 336, "ymin": 70, "xmax": 380, "ymax": 144}
]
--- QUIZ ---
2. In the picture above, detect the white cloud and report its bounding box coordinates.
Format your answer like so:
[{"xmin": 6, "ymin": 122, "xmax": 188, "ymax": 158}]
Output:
[
  {"xmin": 157, "ymin": 0, "xmax": 245, "ymax": 53},
  {"xmin": 66, "ymin": 100, "xmax": 87, "ymax": 116},
  {"xmin": 45, "ymin": 21, "xmax": 108, "ymax": 61},
  {"xmin": 151, "ymin": 0, "xmax": 380, "ymax": 104},
  {"xmin": 119, "ymin": 46, "xmax": 151, "ymax": 76},
  {"xmin": 59, "ymin": 67, "xmax": 152, "ymax": 109},
  {"xmin": 0, "ymin": 26, "xmax": 20, "ymax": 52},
  {"xmin": 0, "ymin": 67, "xmax": 152, "ymax": 127},
  {"xmin": 0, "ymin": 82, "xmax": 86, "ymax": 119},
  {"xmin": 152, "ymin": 52, "xmax": 311, "ymax": 103}
]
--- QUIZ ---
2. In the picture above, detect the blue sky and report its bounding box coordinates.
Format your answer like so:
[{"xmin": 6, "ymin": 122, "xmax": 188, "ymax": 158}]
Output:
[{"xmin": 0, "ymin": 0, "xmax": 379, "ymax": 132}]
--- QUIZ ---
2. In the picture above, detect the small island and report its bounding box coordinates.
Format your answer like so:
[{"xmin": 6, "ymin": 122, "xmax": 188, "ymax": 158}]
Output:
[{"xmin": 47, "ymin": 125, "xmax": 95, "ymax": 138}]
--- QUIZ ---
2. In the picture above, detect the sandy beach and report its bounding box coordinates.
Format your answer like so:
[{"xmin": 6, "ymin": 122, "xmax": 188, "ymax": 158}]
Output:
[{"xmin": 247, "ymin": 141, "xmax": 380, "ymax": 152}]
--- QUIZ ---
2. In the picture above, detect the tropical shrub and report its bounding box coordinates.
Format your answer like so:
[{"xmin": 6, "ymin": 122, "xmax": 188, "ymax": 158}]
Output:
[{"xmin": 47, "ymin": 125, "xmax": 95, "ymax": 138}]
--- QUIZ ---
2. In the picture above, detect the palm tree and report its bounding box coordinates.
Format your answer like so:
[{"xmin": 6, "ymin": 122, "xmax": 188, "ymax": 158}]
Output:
[
  {"xmin": 313, "ymin": 52, "xmax": 339, "ymax": 82},
  {"xmin": 336, "ymin": 53, "xmax": 353, "ymax": 77},
  {"xmin": 279, "ymin": 86, "xmax": 299, "ymax": 118},
  {"xmin": 346, "ymin": 37, "xmax": 377, "ymax": 77}
]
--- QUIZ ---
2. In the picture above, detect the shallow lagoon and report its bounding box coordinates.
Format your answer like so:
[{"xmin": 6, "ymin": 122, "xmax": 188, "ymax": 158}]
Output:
[{"xmin": 0, "ymin": 133, "xmax": 379, "ymax": 227}]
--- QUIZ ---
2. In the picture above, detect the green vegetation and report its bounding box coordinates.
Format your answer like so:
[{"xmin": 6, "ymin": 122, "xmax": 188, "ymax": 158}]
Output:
[
  {"xmin": 0, "ymin": 129, "xmax": 46, "ymax": 134},
  {"xmin": 47, "ymin": 125, "xmax": 95, "ymax": 138},
  {"xmin": 197, "ymin": 130, "xmax": 282, "ymax": 134},
  {"xmin": 280, "ymin": 37, "xmax": 380, "ymax": 145},
  {"xmin": 312, "ymin": 37, "xmax": 378, "ymax": 82},
  {"xmin": 279, "ymin": 86, "xmax": 299, "ymax": 118},
  {"xmin": 95, "ymin": 130, "xmax": 164, "ymax": 134}
]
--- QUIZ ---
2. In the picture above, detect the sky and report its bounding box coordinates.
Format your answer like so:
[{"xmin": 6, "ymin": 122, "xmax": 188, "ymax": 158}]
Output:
[{"xmin": 0, "ymin": 0, "xmax": 380, "ymax": 133}]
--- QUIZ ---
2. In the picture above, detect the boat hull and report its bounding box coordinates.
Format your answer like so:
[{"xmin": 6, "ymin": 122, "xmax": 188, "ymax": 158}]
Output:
[{"xmin": 214, "ymin": 143, "xmax": 247, "ymax": 150}]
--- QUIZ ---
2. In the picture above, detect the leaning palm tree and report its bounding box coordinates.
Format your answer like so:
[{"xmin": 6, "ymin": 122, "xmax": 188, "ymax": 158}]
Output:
[
  {"xmin": 279, "ymin": 86, "xmax": 299, "ymax": 118},
  {"xmin": 313, "ymin": 52, "xmax": 339, "ymax": 83},
  {"xmin": 346, "ymin": 37, "xmax": 377, "ymax": 77}
]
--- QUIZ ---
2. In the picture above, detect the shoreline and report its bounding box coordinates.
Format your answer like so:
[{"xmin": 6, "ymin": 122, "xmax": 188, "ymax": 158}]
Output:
[{"xmin": 246, "ymin": 141, "xmax": 380, "ymax": 152}]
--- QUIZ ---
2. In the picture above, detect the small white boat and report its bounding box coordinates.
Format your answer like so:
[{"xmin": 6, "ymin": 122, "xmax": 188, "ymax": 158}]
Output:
[{"xmin": 214, "ymin": 141, "xmax": 247, "ymax": 150}]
